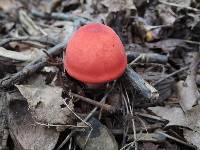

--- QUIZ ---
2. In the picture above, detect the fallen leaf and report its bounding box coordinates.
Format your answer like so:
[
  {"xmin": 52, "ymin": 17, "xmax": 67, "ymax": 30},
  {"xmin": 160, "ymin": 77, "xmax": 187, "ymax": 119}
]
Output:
[
  {"xmin": 177, "ymin": 80, "xmax": 199, "ymax": 111},
  {"xmin": 128, "ymin": 132, "xmax": 167, "ymax": 142},
  {"xmin": 145, "ymin": 39, "xmax": 190, "ymax": 52},
  {"xmin": 16, "ymin": 85, "xmax": 74, "ymax": 130},
  {"xmin": 149, "ymin": 104, "xmax": 200, "ymax": 149},
  {"xmin": 27, "ymin": 74, "xmax": 47, "ymax": 87},
  {"xmin": 143, "ymin": 142, "xmax": 159, "ymax": 150},
  {"xmin": 184, "ymin": 105, "xmax": 200, "ymax": 149},
  {"xmin": 101, "ymin": 0, "xmax": 136, "ymax": 12},
  {"xmin": 156, "ymin": 4, "xmax": 176, "ymax": 25},
  {"xmin": 75, "ymin": 118, "xmax": 118, "ymax": 150},
  {"xmin": 8, "ymin": 100, "xmax": 59, "ymax": 150},
  {"xmin": 0, "ymin": 0, "xmax": 22, "ymax": 12},
  {"xmin": 177, "ymin": 52, "xmax": 200, "ymax": 111},
  {"xmin": 149, "ymin": 106, "xmax": 186, "ymax": 126}
]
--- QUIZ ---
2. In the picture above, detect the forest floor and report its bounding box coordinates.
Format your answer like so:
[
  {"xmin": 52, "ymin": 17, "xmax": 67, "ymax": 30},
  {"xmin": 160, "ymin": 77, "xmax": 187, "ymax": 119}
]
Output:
[{"xmin": 0, "ymin": 0, "xmax": 200, "ymax": 150}]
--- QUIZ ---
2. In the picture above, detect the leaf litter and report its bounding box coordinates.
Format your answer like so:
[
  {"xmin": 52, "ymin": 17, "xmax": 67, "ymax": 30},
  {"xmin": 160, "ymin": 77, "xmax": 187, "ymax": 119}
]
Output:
[{"xmin": 0, "ymin": 0, "xmax": 200, "ymax": 150}]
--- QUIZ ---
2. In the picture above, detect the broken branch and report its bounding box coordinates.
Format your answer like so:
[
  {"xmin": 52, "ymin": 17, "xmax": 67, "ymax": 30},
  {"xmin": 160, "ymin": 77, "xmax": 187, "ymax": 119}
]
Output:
[
  {"xmin": 0, "ymin": 42, "xmax": 66, "ymax": 88},
  {"xmin": 70, "ymin": 92, "xmax": 117, "ymax": 113}
]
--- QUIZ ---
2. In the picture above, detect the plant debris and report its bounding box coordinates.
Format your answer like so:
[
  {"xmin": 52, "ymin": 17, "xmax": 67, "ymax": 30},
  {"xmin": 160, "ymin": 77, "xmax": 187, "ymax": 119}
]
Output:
[{"xmin": 1, "ymin": 0, "xmax": 200, "ymax": 150}]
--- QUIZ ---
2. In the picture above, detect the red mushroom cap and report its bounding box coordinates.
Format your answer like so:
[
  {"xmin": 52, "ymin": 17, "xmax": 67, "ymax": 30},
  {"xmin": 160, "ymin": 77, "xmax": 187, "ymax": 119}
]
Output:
[{"xmin": 64, "ymin": 23, "xmax": 127, "ymax": 84}]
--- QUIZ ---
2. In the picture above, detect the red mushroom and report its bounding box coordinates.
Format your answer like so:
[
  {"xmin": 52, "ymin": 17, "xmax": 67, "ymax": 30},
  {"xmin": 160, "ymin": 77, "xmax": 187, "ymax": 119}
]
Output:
[{"xmin": 64, "ymin": 23, "xmax": 127, "ymax": 88}]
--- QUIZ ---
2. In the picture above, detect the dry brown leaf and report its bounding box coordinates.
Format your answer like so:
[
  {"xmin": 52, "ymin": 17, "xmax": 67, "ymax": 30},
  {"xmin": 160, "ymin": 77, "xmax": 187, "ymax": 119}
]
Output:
[
  {"xmin": 149, "ymin": 104, "xmax": 200, "ymax": 148},
  {"xmin": 177, "ymin": 52, "xmax": 200, "ymax": 111},
  {"xmin": 48, "ymin": 21, "xmax": 74, "ymax": 42},
  {"xmin": 75, "ymin": 118, "xmax": 118, "ymax": 150},
  {"xmin": 0, "ymin": 0, "xmax": 22, "ymax": 12},
  {"xmin": 145, "ymin": 39, "xmax": 188, "ymax": 52},
  {"xmin": 16, "ymin": 85, "xmax": 74, "ymax": 129},
  {"xmin": 143, "ymin": 143, "xmax": 159, "ymax": 150},
  {"xmin": 27, "ymin": 74, "xmax": 47, "ymax": 87},
  {"xmin": 8, "ymin": 100, "xmax": 59, "ymax": 150},
  {"xmin": 184, "ymin": 105, "xmax": 200, "ymax": 149},
  {"xmin": 149, "ymin": 106, "xmax": 186, "ymax": 126},
  {"xmin": 156, "ymin": 4, "xmax": 176, "ymax": 25},
  {"xmin": 177, "ymin": 79, "xmax": 199, "ymax": 111},
  {"xmin": 101, "ymin": 0, "xmax": 136, "ymax": 12}
]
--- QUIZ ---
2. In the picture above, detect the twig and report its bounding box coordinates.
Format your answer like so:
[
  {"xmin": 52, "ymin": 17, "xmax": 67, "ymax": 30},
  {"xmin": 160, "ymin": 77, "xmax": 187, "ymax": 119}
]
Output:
[
  {"xmin": 124, "ymin": 66, "xmax": 159, "ymax": 100},
  {"xmin": 111, "ymin": 123, "xmax": 163, "ymax": 135},
  {"xmin": 124, "ymin": 132, "xmax": 164, "ymax": 150},
  {"xmin": 70, "ymin": 92, "xmax": 117, "ymax": 113},
  {"xmin": 62, "ymin": 99, "xmax": 91, "ymax": 128},
  {"xmin": 56, "ymin": 82, "xmax": 116, "ymax": 150},
  {"xmin": 0, "ymin": 36, "xmax": 58, "ymax": 47},
  {"xmin": 120, "ymin": 140, "xmax": 137, "ymax": 150},
  {"xmin": 63, "ymin": 99, "xmax": 95, "ymax": 150},
  {"xmin": 56, "ymin": 132, "xmax": 74, "ymax": 150},
  {"xmin": 31, "ymin": 9, "xmax": 91, "ymax": 24},
  {"xmin": 127, "ymin": 51, "xmax": 168, "ymax": 64},
  {"xmin": 19, "ymin": 10, "xmax": 47, "ymax": 36},
  {"xmin": 120, "ymin": 84, "xmax": 129, "ymax": 146},
  {"xmin": 184, "ymin": 39, "xmax": 200, "ymax": 45},
  {"xmin": 153, "ymin": 66, "xmax": 189, "ymax": 86},
  {"xmin": 156, "ymin": 130, "xmax": 197, "ymax": 149},
  {"xmin": 135, "ymin": 115, "xmax": 148, "ymax": 134},
  {"xmin": 135, "ymin": 112, "xmax": 168, "ymax": 123},
  {"xmin": 120, "ymin": 132, "xmax": 152, "ymax": 150},
  {"xmin": 34, "ymin": 121, "xmax": 88, "ymax": 129},
  {"xmin": 128, "ymin": 54, "xmax": 143, "ymax": 66},
  {"xmin": 0, "ymin": 47, "xmax": 34, "ymax": 61},
  {"xmin": 159, "ymin": 0, "xmax": 200, "ymax": 12},
  {"xmin": 85, "ymin": 82, "xmax": 116, "ymax": 120},
  {"xmin": 0, "ymin": 42, "xmax": 66, "ymax": 88},
  {"xmin": 123, "ymin": 86, "xmax": 138, "ymax": 150}
]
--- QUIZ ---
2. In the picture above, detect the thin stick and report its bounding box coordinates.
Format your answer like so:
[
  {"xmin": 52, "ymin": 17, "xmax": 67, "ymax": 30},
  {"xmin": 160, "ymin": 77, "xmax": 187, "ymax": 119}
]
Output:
[
  {"xmin": 34, "ymin": 121, "xmax": 87, "ymax": 128},
  {"xmin": 159, "ymin": 0, "xmax": 200, "ymax": 12},
  {"xmin": 31, "ymin": 9, "xmax": 91, "ymax": 23},
  {"xmin": 156, "ymin": 130, "xmax": 197, "ymax": 149},
  {"xmin": 70, "ymin": 92, "xmax": 116, "ymax": 113},
  {"xmin": 0, "ymin": 42, "xmax": 66, "ymax": 88},
  {"xmin": 124, "ymin": 86, "xmax": 138, "ymax": 150},
  {"xmin": 0, "ymin": 47, "xmax": 33, "ymax": 61},
  {"xmin": 128, "ymin": 54, "xmax": 143, "ymax": 66},
  {"xmin": 56, "ymin": 132, "xmax": 75, "ymax": 150},
  {"xmin": 127, "ymin": 52, "xmax": 168, "ymax": 64},
  {"xmin": 56, "ymin": 99, "xmax": 93, "ymax": 150},
  {"xmin": 153, "ymin": 66, "xmax": 189, "ymax": 86},
  {"xmin": 62, "ymin": 99, "xmax": 91, "ymax": 128},
  {"xmin": 56, "ymin": 82, "xmax": 116, "ymax": 150},
  {"xmin": 0, "ymin": 36, "xmax": 58, "ymax": 46},
  {"xmin": 85, "ymin": 82, "xmax": 116, "ymax": 120}
]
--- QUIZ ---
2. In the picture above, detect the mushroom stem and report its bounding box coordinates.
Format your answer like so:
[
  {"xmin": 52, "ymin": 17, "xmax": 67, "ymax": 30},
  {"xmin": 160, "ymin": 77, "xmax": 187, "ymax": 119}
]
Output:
[{"xmin": 85, "ymin": 83, "xmax": 105, "ymax": 89}]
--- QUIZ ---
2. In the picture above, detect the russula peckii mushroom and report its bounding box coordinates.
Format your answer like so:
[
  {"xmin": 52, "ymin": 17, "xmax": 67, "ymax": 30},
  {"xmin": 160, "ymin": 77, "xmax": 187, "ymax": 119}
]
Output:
[{"xmin": 64, "ymin": 23, "xmax": 127, "ymax": 88}]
